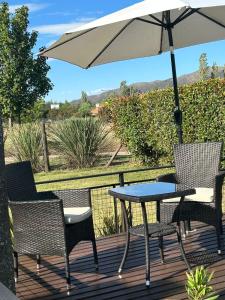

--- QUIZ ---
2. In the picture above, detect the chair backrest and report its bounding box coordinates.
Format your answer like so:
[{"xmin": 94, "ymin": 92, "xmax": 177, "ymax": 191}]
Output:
[
  {"xmin": 9, "ymin": 199, "xmax": 66, "ymax": 256},
  {"xmin": 4, "ymin": 161, "xmax": 37, "ymax": 201},
  {"xmin": 174, "ymin": 142, "xmax": 222, "ymax": 188}
]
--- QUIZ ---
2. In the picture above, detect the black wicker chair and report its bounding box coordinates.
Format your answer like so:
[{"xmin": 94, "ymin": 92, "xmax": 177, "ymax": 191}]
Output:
[
  {"xmin": 5, "ymin": 161, "xmax": 98, "ymax": 294},
  {"xmin": 157, "ymin": 142, "xmax": 225, "ymax": 254}
]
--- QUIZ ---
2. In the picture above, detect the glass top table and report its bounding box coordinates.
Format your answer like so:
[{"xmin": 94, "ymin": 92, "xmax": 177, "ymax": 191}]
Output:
[
  {"xmin": 108, "ymin": 182, "xmax": 196, "ymax": 287},
  {"xmin": 108, "ymin": 182, "xmax": 195, "ymax": 203}
]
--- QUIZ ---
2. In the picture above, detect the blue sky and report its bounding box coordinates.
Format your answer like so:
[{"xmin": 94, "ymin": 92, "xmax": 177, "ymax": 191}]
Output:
[{"xmin": 7, "ymin": 0, "xmax": 225, "ymax": 102}]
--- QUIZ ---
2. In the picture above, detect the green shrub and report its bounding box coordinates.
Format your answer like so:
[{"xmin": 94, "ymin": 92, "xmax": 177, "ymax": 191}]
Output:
[
  {"xmin": 108, "ymin": 79, "xmax": 225, "ymax": 165},
  {"xmin": 8, "ymin": 123, "xmax": 42, "ymax": 172},
  {"xmin": 98, "ymin": 214, "xmax": 122, "ymax": 236},
  {"xmin": 186, "ymin": 266, "xmax": 219, "ymax": 300},
  {"xmin": 49, "ymin": 117, "xmax": 109, "ymax": 168}
]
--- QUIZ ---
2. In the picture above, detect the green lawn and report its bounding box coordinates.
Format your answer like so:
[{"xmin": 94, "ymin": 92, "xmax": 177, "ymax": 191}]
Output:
[{"xmin": 35, "ymin": 162, "xmax": 174, "ymax": 191}]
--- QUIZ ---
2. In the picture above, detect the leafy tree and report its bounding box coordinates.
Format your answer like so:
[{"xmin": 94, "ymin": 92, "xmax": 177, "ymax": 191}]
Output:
[
  {"xmin": 211, "ymin": 62, "xmax": 219, "ymax": 79},
  {"xmin": 199, "ymin": 53, "xmax": 209, "ymax": 81},
  {"xmin": 120, "ymin": 80, "xmax": 138, "ymax": 96},
  {"xmin": 78, "ymin": 101, "xmax": 92, "ymax": 117},
  {"xmin": 21, "ymin": 99, "xmax": 46, "ymax": 123},
  {"xmin": 78, "ymin": 90, "xmax": 92, "ymax": 117},
  {"xmin": 0, "ymin": 3, "xmax": 52, "ymax": 124},
  {"xmin": 81, "ymin": 90, "xmax": 89, "ymax": 103}
]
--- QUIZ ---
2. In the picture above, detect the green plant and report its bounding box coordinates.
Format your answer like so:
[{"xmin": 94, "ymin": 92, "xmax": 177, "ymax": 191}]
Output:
[
  {"xmin": 186, "ymin": 266, "xmax": 219, "ymax": 300},
  {"xmin": 107, "ymin": 79, "xmax": 225, "ymax": 166},
  {"xmin": 98, "ymin": 214, "xmax": 122, "ymax": 236},
  {"xmin": 9, "ymin": 123, "xmax": 42, "ymax": 172},
  {"xmin": 49, "ymin": 117, "xmax": 109, "ymax": 168}
]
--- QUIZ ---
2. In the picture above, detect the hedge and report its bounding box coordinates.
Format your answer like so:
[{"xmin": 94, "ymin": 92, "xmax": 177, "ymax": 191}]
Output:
[{"xmin": 107, "ymin": 79, "xmax": 225, "ymax": 165}]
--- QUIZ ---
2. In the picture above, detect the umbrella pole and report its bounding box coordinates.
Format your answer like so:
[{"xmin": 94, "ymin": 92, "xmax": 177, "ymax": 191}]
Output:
[{"xmin": 166, "ymin": 12, "xmax": 183, "ymax": 144}]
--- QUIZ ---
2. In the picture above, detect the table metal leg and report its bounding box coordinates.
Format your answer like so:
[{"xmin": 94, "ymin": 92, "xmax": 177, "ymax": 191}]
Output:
[
  {"xmin": 118, "ymin": 200, "xmax": 130, "ymax": 274},
  {"xmin": 177, "ymin": 196, "xmax": 191, "ymax": 272},
  {"xmin": 141, "ymin": 202, "xmax": 150, "ymax": 287}
]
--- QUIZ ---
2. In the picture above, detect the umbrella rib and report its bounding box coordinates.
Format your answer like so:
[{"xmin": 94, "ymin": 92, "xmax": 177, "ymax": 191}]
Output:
[
  {"xmin": 136, "ymin": 18, "xmax": 164, "ymax": 28},
  {"xmin": 86, "ymin": 19, "xmax": 134, "ymax": 68},
  {"xmin": 158, "ymin": 12, "xmax": 165, "ymax": 54},
  {"xmin": 40, "ymin": 28, "xmax": 96, "ymax": 55},
  {"xmin": 149, "ymin": 14, "xmax": 165, "ymax": 26},
  {"xmin": 172, "ymin": 8, "xmax": 200, "ymax": 26},
  {"xmin": 195, "ymin": 10, "xmax": 225, "ymax": 29},
  {"xmin": 172, "ymin": 8, "xmax": 190, "ymax": 25}
]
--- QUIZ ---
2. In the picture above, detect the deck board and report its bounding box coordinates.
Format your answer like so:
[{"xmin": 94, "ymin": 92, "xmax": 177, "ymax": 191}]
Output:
[{"xmin": 16, "ymin": 222, "xmax": 225, "ymax": 300}]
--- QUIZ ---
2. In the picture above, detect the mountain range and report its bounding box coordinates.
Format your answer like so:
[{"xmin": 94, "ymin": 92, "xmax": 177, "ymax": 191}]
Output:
[{"xmin": 72, "ymin": 68, "xmax": 224, "ymax": 104}]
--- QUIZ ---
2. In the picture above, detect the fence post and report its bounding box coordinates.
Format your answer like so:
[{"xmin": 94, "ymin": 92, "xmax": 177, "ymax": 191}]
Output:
[
  {"xmin": 119, "ymin": 172, "xmax": 125, "ymax": 187},
  {"xmin": 41, "ymin": 118, "xmax": 50, "ymax": 172}
]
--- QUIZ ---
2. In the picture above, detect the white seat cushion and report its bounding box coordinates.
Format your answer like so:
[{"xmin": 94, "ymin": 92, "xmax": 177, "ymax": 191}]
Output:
[
  {"xmin": 162, "ymin": 187, "xmax": 214, "ymax": 203},
  {"xmin": 64, "ymin": 207, "xmax": 92, "ymax": 224}
]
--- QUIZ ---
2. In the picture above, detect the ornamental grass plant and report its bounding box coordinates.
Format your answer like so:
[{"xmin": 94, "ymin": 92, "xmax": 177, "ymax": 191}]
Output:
[
  {"xmin": 186, "ymin": 266, "xmax": 219, "ymax": 300},
  {"xmin": 49, "ymin": 117, "xmax": 109, "ymax": 169},
  {"xmin": 8, "ymin": 123, "xmax": 42, "ymax": 172}
]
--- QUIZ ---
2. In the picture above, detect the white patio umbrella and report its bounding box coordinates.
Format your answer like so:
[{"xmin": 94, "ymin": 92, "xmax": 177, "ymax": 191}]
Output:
[{"xmin": 41, "ymin": 0, "xmax": 225, "ymax": 143}]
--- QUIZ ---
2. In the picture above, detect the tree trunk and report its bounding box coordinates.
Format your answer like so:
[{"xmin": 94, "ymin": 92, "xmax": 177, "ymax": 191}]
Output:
[{"xmin": 0, "ymin": 107, "xmax": 15, "ymax": 292}]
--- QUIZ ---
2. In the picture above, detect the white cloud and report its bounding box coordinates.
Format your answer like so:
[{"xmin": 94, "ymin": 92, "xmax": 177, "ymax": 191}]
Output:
[
  {"xmin": 9, "ymin": 3, "xmax": 48, "ymax": 13},
  {"xmin": 87, "ymin": 88, "xmax": 109, "ymax": 96},
  {"xmin": 32, "ymin": 18, "xmax": 95, "ymax": 35}
]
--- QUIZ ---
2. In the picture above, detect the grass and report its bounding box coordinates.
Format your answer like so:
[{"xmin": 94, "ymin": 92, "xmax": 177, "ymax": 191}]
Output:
[{"xmin": 35, "ymin": 162, "xmax": 174, "ymax": 191}]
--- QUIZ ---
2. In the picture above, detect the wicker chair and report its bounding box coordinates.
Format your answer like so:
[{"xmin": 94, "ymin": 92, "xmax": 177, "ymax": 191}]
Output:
[
  {"xmin": 5, "ymin": 161, "xmax": 98, "ymax": 293},
  {"xmin": 157, "ymin": 142, "xmax": 225, "ymax": 254}
]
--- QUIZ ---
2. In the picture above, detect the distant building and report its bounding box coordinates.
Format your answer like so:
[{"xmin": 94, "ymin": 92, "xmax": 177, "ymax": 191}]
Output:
[
  {"xmin": 50, "ymin": 104, "xmax": 60, "ymax": 110},
  {"xmin": 90, "ymin": 103, "xmax": 102, "ymax": 116}
]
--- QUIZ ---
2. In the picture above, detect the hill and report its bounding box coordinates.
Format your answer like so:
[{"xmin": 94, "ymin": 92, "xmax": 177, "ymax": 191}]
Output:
[{"xmin": 72, "ymin": 68, "xmax": 224, "ymax": 104}]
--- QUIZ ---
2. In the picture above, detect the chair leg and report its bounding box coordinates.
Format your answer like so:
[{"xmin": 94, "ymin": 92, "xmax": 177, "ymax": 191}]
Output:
[
  {"xmin": 216, "ymin": 225, "xmax": 222, "ymax": 255},
  {"xmin": 186, "ymin": 219, "xmax": 191, "ymax": 232},
  {"xmin": 13, "ymin": 252, "xmax": 18, "ymax": 283},
  {"xmin": 177, "ymin": 231, "xmax": 191, "ymax": 272},
  {"xmin": 118, "ymin": 230, "xmax": 130, "ymax": 275},
  {"xmin": 36, "ymin": 255, "xmax": 41, "ymax": 271},
  {"xmin": 92, "ymin": 239, "xmax": 99, "ymax": 270},
  {"xmin": 158, "ymin": 236, "xmax": 164, "ymax": 263},
  {"xmin": 144, "ymin": 232, "xmax": 150, "ymax": 287},
  {"xmin": 65, "ymin": 254, "xmax": 71, "ymax": 295}
]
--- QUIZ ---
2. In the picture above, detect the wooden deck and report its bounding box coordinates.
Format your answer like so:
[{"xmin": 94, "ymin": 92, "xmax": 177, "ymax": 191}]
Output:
[{"xmin": 16, "ymin": 222, "xmax": 225, "ymax": 300}]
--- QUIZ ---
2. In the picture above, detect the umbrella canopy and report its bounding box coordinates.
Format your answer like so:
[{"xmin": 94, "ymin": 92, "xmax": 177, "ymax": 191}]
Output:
[
  {"xmin": 41, "ymin": 0, "xmax": 225, "ymax": 67},
  {"xmin": 41, "ymin": 0, "xmax": 225, "ymax": 142}
]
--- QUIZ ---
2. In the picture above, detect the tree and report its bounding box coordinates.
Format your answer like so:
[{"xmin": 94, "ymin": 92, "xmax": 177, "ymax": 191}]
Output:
[
  {"xmin": 78, "ymin": 101, "xmax": 92, "ymax": 117},
  {"xmin": 199, "ymin": 53, "xmax": 209, "ymax": 81},
  {"xmin": 211, "ymin": 62, "xmax": 219, "ymax": 79},
  {"xmin": 81, "ymin": 91, "xmax": 89, "ymax": 103},
  {"xmin": 21, "ymin": 99, "xmax": 46, "ymax": 123},
  {"xmin": 0, "ymin": 3, "xmax": 52, "ymax": 124},
  {"xmin": 119, "ymin": 80, "xmax": 138, "ymax": 96},
  {"xmin": 78, "ymin": 91, "xmax": 92, "ymax": 117}
]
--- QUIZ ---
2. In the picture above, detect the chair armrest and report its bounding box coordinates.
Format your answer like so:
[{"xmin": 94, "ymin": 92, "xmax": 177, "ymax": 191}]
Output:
[
  {"xmin": 36, "ymin": 189, "xmax": 91, "ymax": 208},
  {"xmin": 156, "ymin": 173, "xmax": 177, "ymax": 183}
]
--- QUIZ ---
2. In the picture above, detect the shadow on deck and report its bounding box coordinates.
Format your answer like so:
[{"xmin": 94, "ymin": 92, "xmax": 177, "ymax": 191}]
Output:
[{"xmin": 16, "ymin": 222, "xmax": 225, "ymax": 300}]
